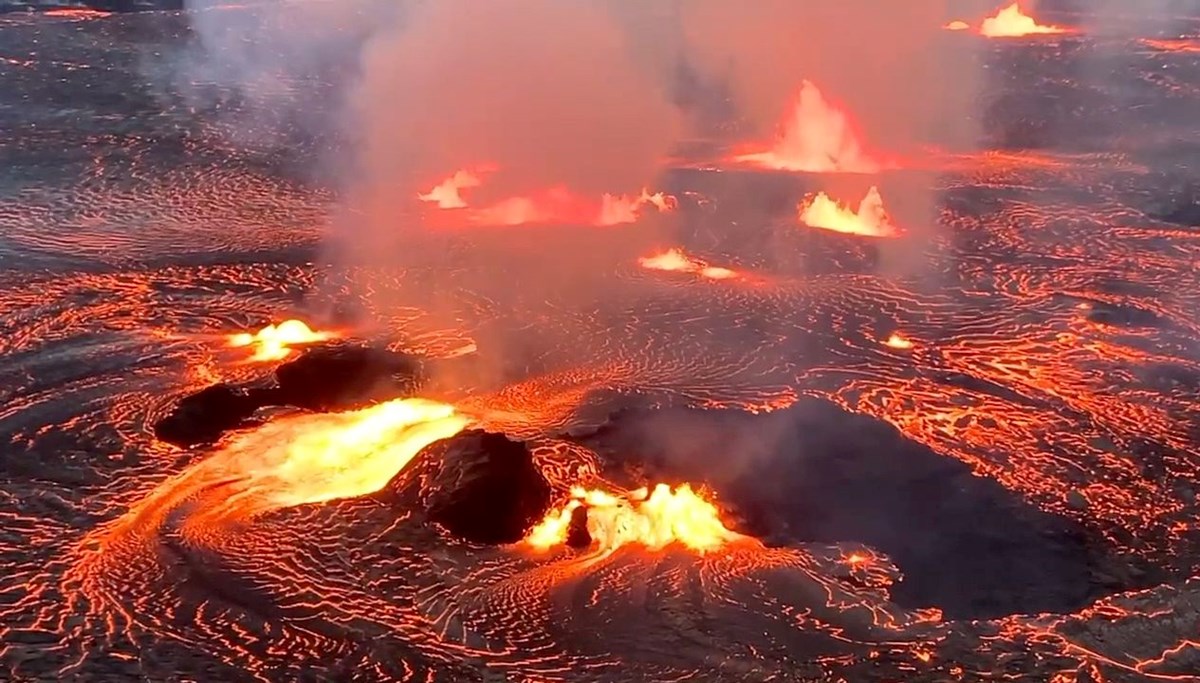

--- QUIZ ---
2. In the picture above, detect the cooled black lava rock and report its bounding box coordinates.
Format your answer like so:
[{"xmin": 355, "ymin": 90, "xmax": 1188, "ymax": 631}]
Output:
[
  {"xmin": 271, "ymin": 345, "xmax": 424, "ymax": 411},
  {"xmin": 424, "ymin": 431, "xmax": 552, "ymax": 545},
  {"xmin": 153, "ymin": 384, "xmax": 260, "ymax": 448},
  {"xmin": 565, "ymin": 504, "xmax": 591, "ymax": 549}
]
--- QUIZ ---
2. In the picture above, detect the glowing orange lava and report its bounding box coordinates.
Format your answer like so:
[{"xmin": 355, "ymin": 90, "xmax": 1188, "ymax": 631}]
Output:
[
  {"xmin": 43, "ymin": 8, "xmax": 113, "ymax": 18},
  {"xmin": 418, "ymin": 169, "xmax": 483, "ymax": 209},
  {"xmin": 526, "ymin": 483, "xmax": 744, "ymax": 555},
  {"xmin": 1140, "ymin": 38, "xmax": 1200, "ymax": 54},
  {"xmin": 980, "ymin": 3, "xmax": 1066, "ymax": 38},
  {"xmin": 638, "ymin": 248, "xmax": 738, "ymax": 280},
  {"xmin": 885, "ymin": 333, "xmax": 914, "ymax": 350},
  {"xmin": 943, "ymin": 20, "xmax": 970, "ymax": 31},
  {"xmin": 470, "ymin": 187, "xmax": 674, "ymax": 227},
  {"xmin": 228, "ymin": 319, "xmax": 334, "ymax": 361},
  {"xmin": 195, "ymin": 398, "xmax": 469, "ymax": 520},
  {"xmin": 798, "ymin": 186, "xmax": 899, "ymax": 237},
  {"xmin": 733, "ymin": 81, "xmax": 886, "ymax": 173}
]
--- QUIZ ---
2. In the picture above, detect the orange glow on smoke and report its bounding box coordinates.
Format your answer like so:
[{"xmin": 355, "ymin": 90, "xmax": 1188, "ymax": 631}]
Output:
[
  {"xmin": 733, "ymin": 81, "xmax": 886, "ymax": 173},
  {"xmin": 228, "ymin": 319, "xmax": 334, "ymax": 361},
  {"xmin": 797, "ymin": 186, "xmax": 899, "ymax": 237},
  {"xmin": 421, "ymin": 168, "xmax": 674, "ymax": 227},
  {"xmin": 201, "ymin": 398, "xmax": 469, "ymax": 518},
  {"xmin": 526, "ymin": 483, "xmax": 743, "ymax": 554},
  {"xmin": 885, "ymin": 333, "xmax": 914, "ymax": 350},
  {"xmin": 980, "ymin": 3, "xmax": 1065, "ymax": 37},
  {"xmin": 638, "ymin": 248, "xmax": 738, "ymax": 280}
]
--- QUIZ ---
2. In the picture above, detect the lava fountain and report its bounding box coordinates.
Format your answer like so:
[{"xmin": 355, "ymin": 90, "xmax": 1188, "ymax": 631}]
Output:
[
  {"xmin": 733, "ymin": 81, "xmax": 887, "ymax": 173},
  {"xmin": 419, "ymin": 168, "xmax": 674, "ymax": 226},
  {"xmin": 418, "ymin": 169, "xmax": 484, "ymax": 209},
  {"xmin": 638, "ymin": 248, "xmax": 738, "ymax": 280},
  {"xmin": 228, "ymin": 319, "xmax": 335, "ymax": 362},
  {"xmin": 980, "ymin": 3, "xmax": 1065, "ymax": 38},
  {"xmin": 526, "ymin": 483, "xmax": 746, "ymax": 555},
  {"xmin": 797, "ymin": 186, "xmax": 899, "ymax": 237}
]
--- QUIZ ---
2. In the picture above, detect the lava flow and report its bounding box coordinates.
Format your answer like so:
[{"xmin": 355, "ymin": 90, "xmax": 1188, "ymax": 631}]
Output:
[
  {"xmin": 133, "ymin": 398, "xmax": 470, "ymax": 527},
  {"xmin": 228, "ymin": 319, "xmax": 334, "ymax": 361},
  {"xmin": 979, "ymin": 3, "xmax": 1066, "ymax": 38},
  {"xmin": 526, "ymin": 483, "xmax": 746, "ymax": 555},
  {"xmin": 732, "ymin": 81, "xmax": 887, "ymax": 173},
  {"xmin": 638, "ymin": 248, "xmax": 738, "ymax": 280},
  {"xmin": 798, "ymin": 186, "xmax": 899, "ymax": 237}
]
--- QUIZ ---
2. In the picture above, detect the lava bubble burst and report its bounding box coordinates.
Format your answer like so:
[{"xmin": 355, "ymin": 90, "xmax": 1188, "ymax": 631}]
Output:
[{"xmin": 3, "ymin": 3, "xmax": 1200, "ymax": 683}]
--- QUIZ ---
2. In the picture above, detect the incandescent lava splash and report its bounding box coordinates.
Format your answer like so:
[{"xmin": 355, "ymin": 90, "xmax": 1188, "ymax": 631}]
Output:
[
  {"xmin": 733, "ymin": 81, "xmax": 888, "ymax": 173},
  {"xmin": 638, "ymin": 247, "xmax": 738, "ymax": 280},
  {"xmin": 526, "ymin": 483, "xmax": 745, "ymax": 555},
  {"xmin": 417, "ymin": 169, "xmax": 485, "ymax": 209},
  {"xmin": 228, "ymin": 319, "xmax": 334, "ymax": 362},
  {"xmin": 798, "ymin": 186, "xmax": 900, "ymax": 237},
  {"xmin": 980, "ymin": 3, "xmax": 1066, "ymax": 38}
]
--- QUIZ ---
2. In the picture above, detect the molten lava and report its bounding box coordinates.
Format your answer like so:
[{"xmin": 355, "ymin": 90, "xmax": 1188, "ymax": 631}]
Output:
[
  {"xmin": 638, "ymin": 248, "xmax": 737, "ymax": 280},
  {"xmin": 733, "ymin": 81, "xmax": 886, "ymax": 173},
  {"xmin": 980, "ymin": 3, "xmax": 1065, "ymax": 38},
  {"xmin": 43, "ymin": 8, "xmax": 113, "ymax": 18},
  {"xmin": 798, "ymin": 186, "xmax": 899, "ymax": 238},
  {"xmin": 526, "ymin": 483, "xmax": 744, "ymax": 555},
  {"xmin": 420, "ymin": 169, "xmax": 675, "ymax": 227},
  {"xmin": 418, "ymin": 169, "xmax": 483, "ymax": 209},
  {"xmin": 943, "ymin": 20, "xmax": 970, "ymax": 31},
  {"xmin": 201, "ymin": 397, "xmax": 469, "ymax": 519},
  {"xmin": 228, "ymin": 319, "xmax": 334, "ymax": 361},
  {"xmin": 885, "ymin": 333, "xmax": 914, "ymax": 350}
]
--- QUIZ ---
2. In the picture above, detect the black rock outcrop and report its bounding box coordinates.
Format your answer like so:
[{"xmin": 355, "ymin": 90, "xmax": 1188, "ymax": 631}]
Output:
[{"xmin": 423, "ymin": 431, "xmax": 553, "ymax": 545}]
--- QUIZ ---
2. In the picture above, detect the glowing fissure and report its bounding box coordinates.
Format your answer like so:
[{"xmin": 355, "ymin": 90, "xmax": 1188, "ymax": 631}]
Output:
[
  {"xmin": 734, "ymin": 81, "xmax": 886, "ymax": 173},
  {"xmin": 797, "ymin": 186, "xmax": 899, "ymax": 237},
  {"xmin": 228, "ymin": 319, "xmax": 333, "ymax": 362},
  {"xmin": 526, "ymin": 483, "xmax": 744, "ymax": 554}
]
